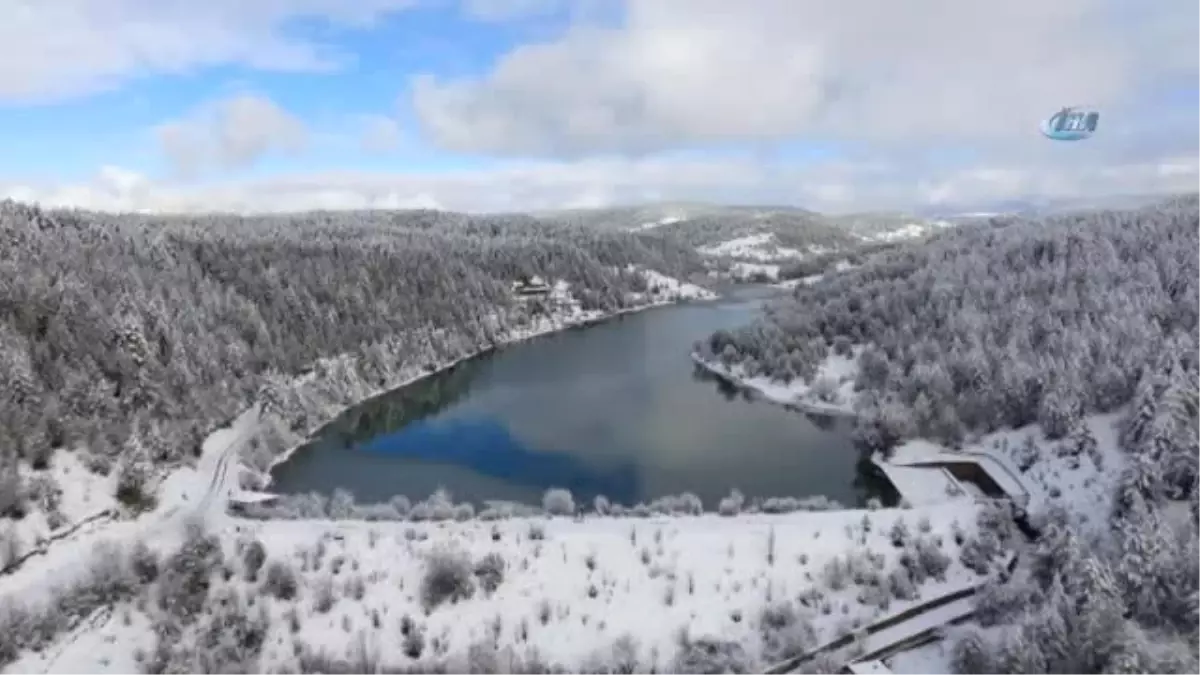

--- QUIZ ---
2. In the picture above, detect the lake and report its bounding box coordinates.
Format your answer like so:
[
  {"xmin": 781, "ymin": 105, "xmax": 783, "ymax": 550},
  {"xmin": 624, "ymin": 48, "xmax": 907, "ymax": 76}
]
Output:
[{"xmin": 269, "ymin": 286, "xmax": 891, "ymax": 510}]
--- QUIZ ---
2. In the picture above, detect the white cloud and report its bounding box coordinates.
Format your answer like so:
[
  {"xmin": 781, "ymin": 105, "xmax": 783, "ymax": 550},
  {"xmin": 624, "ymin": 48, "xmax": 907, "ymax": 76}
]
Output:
[
  {"xmin": 359, "ymin": 115, "xmax": 405, "ymax": 154},
  {"xmin": 0, "ymin": 0, "xmax": 420, "ymax": 103},
  {"xmin": 5, "ymin": 154, "xmax": 1195, "ymax": 215},
  {"xmin": 413, "ymin": 0, "xmax": 1198, "ymax": 157},
  {"xmin": 155, "ymin": 93, "xmax": 308, "ymax": 176}
]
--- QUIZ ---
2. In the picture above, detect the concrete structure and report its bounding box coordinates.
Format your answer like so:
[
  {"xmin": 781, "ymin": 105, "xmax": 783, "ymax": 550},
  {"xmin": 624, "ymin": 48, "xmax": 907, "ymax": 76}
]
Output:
[{"xmin": 842, "ymin": 660, "xmax": 893, "ymax": 674}]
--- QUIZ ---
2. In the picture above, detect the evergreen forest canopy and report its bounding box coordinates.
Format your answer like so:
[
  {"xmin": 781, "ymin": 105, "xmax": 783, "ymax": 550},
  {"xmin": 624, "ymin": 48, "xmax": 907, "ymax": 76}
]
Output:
[
  {"xmin": 0, "ymin": 201, "xmax": 706, "ymax": 505},
  {"xmin": 701, "ymin": 195, "xmax": 1198, "ymax": 487}
]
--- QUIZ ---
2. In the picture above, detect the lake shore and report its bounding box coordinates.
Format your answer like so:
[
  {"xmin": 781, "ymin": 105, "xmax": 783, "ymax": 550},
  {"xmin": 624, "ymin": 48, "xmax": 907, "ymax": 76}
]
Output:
[{"xmin": 258, "ymin": 277, "xmax": 719, "ymax": 488}]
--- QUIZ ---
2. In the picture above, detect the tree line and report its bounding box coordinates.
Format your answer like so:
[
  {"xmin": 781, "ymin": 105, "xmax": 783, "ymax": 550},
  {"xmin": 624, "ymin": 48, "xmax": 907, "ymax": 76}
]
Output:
[{"xmin": 0, "ymin": 201, "xmax": 706, "ymax": 513}]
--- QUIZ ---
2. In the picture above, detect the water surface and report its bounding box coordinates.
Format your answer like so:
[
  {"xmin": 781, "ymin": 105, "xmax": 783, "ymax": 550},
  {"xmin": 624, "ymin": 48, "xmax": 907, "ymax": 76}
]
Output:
[{"xmin": 271, "ymin": 287, "xmax": 889, "ymax": 509}]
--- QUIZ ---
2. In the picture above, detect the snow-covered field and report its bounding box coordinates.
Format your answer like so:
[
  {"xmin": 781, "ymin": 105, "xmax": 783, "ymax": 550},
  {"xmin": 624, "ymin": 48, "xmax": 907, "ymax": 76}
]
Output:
[
  {"xmin": 698, "ymin": 233, "xmax": 819, "ymax": 262},
  {"xmin": 9, "ymin": 500, "xmax": 988, "ymax": 673}
]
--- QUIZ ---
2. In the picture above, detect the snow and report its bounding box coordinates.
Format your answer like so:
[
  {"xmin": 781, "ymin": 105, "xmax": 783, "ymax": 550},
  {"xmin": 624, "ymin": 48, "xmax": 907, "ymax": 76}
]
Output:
[
  {"xmin": 7, "ymin": 451, "xmax": 118, "ymax": 560},
  {"xmin": 0, "ymin": 405, "xmax": 262, "ymax": 605},
  {"xmin": 231, "ymin": 504, "xmax": 974, "ymax": 667},
  {"xmin": 883, "ymin": 640, "xmax": 954, "ymax": 674},
  {"xmin": 634, "ymin": 215, "xmax": 683, "ymax": 230},
  {"xmin": 870, "ymin": 463, "xmax": 968, "ymax": 507},
  {"xmin": 14, "ymin": 504, "xmax": 984, "ymax": 673},
  {"xmin": 731, "ymin": 261, "xmax": 781, "ymax": 281},
  {"xmin": 856, "ymin": 221, "xmax": 955, "ymax": 244},
  {"xmin": 697, "ymin": 233, "xmax": 812, "ymax": 262},
  {"xmin": 886, "ymin": 412, "xmax": 1127, "ymax": 529},
  {"xmin": 856, "ymin": 592, "xmax": 975, "ymax": 658},
  {"xmin": 847, "ymin": 658, "xmax": 894, "ymax": 674},
  {"xmin": 691, "ymin": 349, "xmax": 861, "ymax": 418}
]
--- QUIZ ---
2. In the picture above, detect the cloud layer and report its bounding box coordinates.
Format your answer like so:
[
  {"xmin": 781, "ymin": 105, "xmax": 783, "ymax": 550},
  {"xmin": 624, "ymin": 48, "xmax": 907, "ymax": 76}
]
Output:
[
  {"xmin": 6, "ymin": 152, "xmax": 1196, "ymax": 215},
  {"xmin": 414, "ymin": 0, "xmax": 1198, "ymax": 157},
  {"xmin": 1, "ymin": 0, "xmax": 1195, "ymax": 213}
]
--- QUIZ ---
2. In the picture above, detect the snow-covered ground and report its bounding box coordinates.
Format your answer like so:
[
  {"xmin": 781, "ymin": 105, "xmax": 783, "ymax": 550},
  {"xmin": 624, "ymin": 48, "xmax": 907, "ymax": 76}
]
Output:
[
  {"xmin": 3, "ymin": 451, "xmax": 119, "ymax": 566},
  {"xmin": 857, "ymin": 221, "xmax": 955, "ymax": 244},
  {"xmin": 10, "ymin": 502, "xmax": 986, "ymax": 673},
  {"xmin": 0, "ymin": 407, "xmax": 261, "ymax": 604},
  {"xmin": 698, "ymin": 233, "xmax": 816, "ymax": 262},
  {"xmin": 772, "ymin": 260, "xmax": 860, "ymax": 289},
  {"xmin": 886, "ymin": 412, "xmax": 1127, "ymax": 532}
]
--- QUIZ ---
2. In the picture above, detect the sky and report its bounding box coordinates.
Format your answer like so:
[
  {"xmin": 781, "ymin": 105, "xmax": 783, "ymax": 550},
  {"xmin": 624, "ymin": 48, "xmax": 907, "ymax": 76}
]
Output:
[{"xmin": 0, "ymin": 0, "xmax": 1196, "ymax": 214}]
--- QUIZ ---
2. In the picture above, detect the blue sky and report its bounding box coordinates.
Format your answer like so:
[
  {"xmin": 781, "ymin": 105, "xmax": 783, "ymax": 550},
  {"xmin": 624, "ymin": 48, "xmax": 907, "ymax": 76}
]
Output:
[{"xmin": 0, "ymin": 0, "xmax": 1195, "ymax": 213}]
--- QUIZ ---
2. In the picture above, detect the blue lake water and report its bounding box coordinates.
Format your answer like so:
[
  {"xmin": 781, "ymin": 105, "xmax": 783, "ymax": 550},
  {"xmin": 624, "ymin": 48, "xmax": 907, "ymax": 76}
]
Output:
[{"xmin": 269, "ymin": 286, "xmax": 890, "ymax": 509}]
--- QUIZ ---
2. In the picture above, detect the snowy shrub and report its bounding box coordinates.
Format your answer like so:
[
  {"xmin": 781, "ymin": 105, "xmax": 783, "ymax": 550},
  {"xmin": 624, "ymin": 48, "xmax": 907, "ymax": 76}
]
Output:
[
  {"xmin": 264, "ymin": 560, "xmax": 299, "ymax": 600},
  {"xmin": 191, "ymin": 588, "xmax": 271, "ymax": 674},
  {"xmin": 0, "ymin": 523, "xmax": 20, "ymax": 570},
  {"xmin": 866, "ymin": 497, "xmax": 882, "ymax": 511},
  {"xmin": 832, "ymin": 335, "xmax": 853, "ymax": 357},
  {"xmin": 973, "ymin": 579, "xmax": 1040, "ymax": 627},
  {"xmin": 593, "ymin": 494, "xmax": 611, "ymax": 515},
  {"xmin": 420, "ymin": 546, "xmax": 475, "ymax": 610},
  {"xmin": 951, "ymin": 629, "xmax": 997, "ymax": 674},
  {"xmin": 312, "ymin": 574, "xmax": 336, "ymax": 613},
  {"xmin": 959, "ymin": 533, "xmax": 1000, "ymax": 576},
  {"xmin": 356, "ymin": 502, "xmax": 402, "ymax": 521},
  {"xmin": 887, "ymin": 567, "xmax": 918, "ymax": 600},
  {"xmin": 390, "ymin": 495, "xmax": 412, "ymax": 518},
  {"xmin": 473, "ymin": 552, "xmax": 506, "ymax": 595},
  {"xmin": 158, "ymin": 522, "xmax": 224, "ymax": 623},
  {"xmin": 717, "ymin": 488, "xmax": 744, "ymax": 516},
  {"xmin": 1014, "ymin": 438, "xmax": 1039, "ymax": 472},
  {"xmin": 888, "ymin": 517, "xmax": 910, "ymax": 547},
  {"xmin": 241, "ymin": 539, "xmax": 267, "ymax": 582},
  {"xmin": 402, "ymin": 622, "xmax": 426, "ymax": 659},
  {"xmin": 582, "ymin": 634, "xmax": 641, "ymax": 674},
  {"xmin": 911, "ymin": 536, "xmax": 951, "ymax": 581},
  {"xmin": 648, "ymin": 492, "xmax": 704, "ymax": 515},
  {"xmin": 758, "ymin": 601, "xmax": 816, "ymax": 663},
  {"xmin": 0, "ymin": 469, "xmax": 25, "ymax": 520},
  {"xmin": 984, "ymin": 499, "xmax": 1021, "ymax": 541},
  {"xmin": 809, "ymin": 376, "xmax": 839, "ymax": 403},
  {"xmin": 130, "ymin": 539, "xmax": 160, "ymax": 584},
  {"xmin": 326, "ymin": 485, "xmax": 352, "ymax": 516},
  {"xmin": 542, "ymin": 488, "xmax": 575, "ymax": 516},
  {"xmin": 821, "ymin": 556, "xmax": 850, "ymax": 591},
  {"xmin": 528, "ymin": 522, "xmax": 546, "ymax": 540},
  {"xmin": 672, "ymin": 635, "xmax": 754, "ymax": 674},
  {"xmin": 424, "ymin": 488, "xmax": 456, "ymax": 521},
  {"xmin": 114, "ymin": 457, "xmax": 154, "ymax": 511},
  {"xmin": 631, "ymin": 502, "xmax": 651, "ymax": 518},
  {"xmin": 453, "ymin": 502, "xmax": 475, "ymax": 521}
]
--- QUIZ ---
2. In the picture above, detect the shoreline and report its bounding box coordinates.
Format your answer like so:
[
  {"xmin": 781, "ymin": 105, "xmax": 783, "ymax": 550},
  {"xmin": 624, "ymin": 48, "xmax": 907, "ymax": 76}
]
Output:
[
  {"xmin": 689, "ymin": 352, "xmax": 859, "ymax": 420},
  {"xmin": 259, "ymin": 290, "xmax": 718, "ymax": 486}
]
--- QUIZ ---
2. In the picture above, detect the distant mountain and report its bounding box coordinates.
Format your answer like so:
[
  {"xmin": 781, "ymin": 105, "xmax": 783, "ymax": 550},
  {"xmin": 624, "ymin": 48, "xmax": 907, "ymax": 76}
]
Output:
[
  {"xmin": 531, "ymin": 202, "xmax": 948, "ymax": 258},
  {"xmin": 920, "ymin": 192, "xmax": 1196, "ymax": 221}
]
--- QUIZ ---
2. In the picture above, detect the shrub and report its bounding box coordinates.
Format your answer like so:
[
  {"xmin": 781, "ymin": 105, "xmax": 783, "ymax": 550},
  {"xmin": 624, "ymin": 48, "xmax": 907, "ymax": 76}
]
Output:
[
  {"xmin": 130, "ymin": 539, "xmax": 160, "ymax": 585},
  {"xmin": 242, "ymin": 539, "xmax": 267, "ymax": 582},
  {"xmin": 593, "ymin": 494, "xmax": 611, "ymax": 515},
  {"xmin": 542, "ymin": 488, "xmax": 575, "ymax": 516},
  {"xmin": 312, "ymin": 575, "xmax": 336, "ymax": 613},
  {"xmin": 672, "ymin": 636, "xmax": 753, "ymax": 674},
  {"xmin": 717, "ymin": 489, "xmax": 744, "ymax": 516},
  {"xmin": 420, "ymin": 546, "xmax": 475, "ymax": 610},
  {"xmin": 158, "ymin": 522, "xmax": 223, "ymax": 623},
  {"xmin": 264, "ymin": 560, "xmax": 299, "ymax": 600},
  {"xmin": 474, "ymin": 552, "xmax": 506, "ymax": 595}
]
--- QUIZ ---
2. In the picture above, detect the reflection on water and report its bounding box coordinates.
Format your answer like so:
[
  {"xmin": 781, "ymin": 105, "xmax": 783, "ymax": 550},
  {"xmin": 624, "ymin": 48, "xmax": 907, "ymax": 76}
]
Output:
[{"xmin": 271, "ymin": 288, "xmax": 893, "ymax": 509}]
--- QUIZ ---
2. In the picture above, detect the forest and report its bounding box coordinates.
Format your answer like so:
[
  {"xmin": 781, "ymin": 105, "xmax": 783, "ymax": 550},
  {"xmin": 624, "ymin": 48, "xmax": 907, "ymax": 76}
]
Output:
[
  {"xmin": 699, "ymin": 194, "xmax": 1200, "ymax": 671},
  {"xmin": 0, "ymin": 201, "xmax": 706, "ymax": 515}
]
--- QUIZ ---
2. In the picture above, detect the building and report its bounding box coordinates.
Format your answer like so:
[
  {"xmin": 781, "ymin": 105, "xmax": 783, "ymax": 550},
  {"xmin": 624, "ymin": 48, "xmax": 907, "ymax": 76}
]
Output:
[
  {"xmin": 512, "ymin": 275, "xmax": 552, "ymax": 297},
  {"xmin": 841, "ymin": 659, "xmax": 894, "ymax": 674}
]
